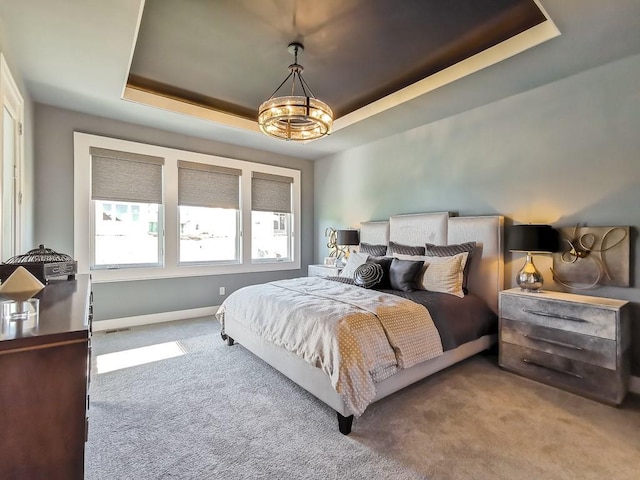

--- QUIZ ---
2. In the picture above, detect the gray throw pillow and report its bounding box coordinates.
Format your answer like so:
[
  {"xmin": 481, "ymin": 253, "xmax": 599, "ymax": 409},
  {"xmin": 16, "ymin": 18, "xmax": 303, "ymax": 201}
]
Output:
[
  {"xmin": 359, "ymin": 242, "xmax": 388, "ymax": 256},
  {"xmin": 389, "ymin": 258, "xmax": 424, "ymax": 292},
  {"xmin": 387, "ymin": 241, "xmax": 426, "ymax": 256},
  {"xmin": 353, "ymin": 263, "xmax": 384, "ymax": 289},
  {"xmin": 366, "ymin": 256, "xmax": 393, "ymax": 289}
]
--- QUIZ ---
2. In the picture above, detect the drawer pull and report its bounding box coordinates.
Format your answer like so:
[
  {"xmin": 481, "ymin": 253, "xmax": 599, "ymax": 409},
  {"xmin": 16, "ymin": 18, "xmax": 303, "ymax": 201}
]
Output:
[
  {"xmin": 523, "ymin": 309, "xmax": 588, "ymax": 323},
  {"xmin": 522, "ymin": 358, "xmax": 583, "ymax": 378},
  {"xmin": 522, "ymin": 334, "xmax": 583, "ymax": 351}
]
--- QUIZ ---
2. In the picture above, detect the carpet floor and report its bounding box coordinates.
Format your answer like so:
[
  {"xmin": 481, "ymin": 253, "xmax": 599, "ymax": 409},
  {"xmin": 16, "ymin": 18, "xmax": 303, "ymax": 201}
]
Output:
[{"xmin": 85, "ymin": 317, "xmax": 640, "ymax": 480}]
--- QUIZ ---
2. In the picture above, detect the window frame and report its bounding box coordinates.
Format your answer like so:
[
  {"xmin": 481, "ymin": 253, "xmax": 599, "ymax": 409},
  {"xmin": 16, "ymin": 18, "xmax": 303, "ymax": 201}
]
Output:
[
  {"xmin": 0, "ymin": 54, "xmax": 25, "ymax": 261},
  {"xmin": 74, "ymin": 132, "xmax": 301, "ymax": 283}
]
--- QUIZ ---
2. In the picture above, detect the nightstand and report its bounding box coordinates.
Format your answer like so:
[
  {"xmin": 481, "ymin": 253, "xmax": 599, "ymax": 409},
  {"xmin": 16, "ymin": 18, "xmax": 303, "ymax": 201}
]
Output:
[
  {"xmin": 308, "ymin": 264, "xmax": 342, "ymax": 277},
  {"xmin": 499, "ymin": 288, "xmax": 630, "ymax": 405}
]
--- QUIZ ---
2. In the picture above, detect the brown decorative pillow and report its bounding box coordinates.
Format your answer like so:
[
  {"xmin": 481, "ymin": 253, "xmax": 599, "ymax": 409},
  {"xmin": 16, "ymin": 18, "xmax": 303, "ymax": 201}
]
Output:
[
  {"xmin": 418, "ymin": 253, "xmax": 469, "ymax": 297},
  {"xmin": 387, "ymin": 241, "xmax": 425, "ymax": 256},
  {"xmin": 424, "ymin": 242, "xmax": 476, "ymax": 294},
  {"xmin": 359, "ymin": 243, "xmax": 388, "ymax": 256}
]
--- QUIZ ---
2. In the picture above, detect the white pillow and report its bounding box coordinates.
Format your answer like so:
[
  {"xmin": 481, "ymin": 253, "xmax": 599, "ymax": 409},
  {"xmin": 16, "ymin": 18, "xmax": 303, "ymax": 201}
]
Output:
[
  {"xmin": 394, "ymin": 252, "xmax": 469, "ymax": 297},
  {"xmin": 339, "ymin": 252, "xmax": 369, "ymax": 278}
]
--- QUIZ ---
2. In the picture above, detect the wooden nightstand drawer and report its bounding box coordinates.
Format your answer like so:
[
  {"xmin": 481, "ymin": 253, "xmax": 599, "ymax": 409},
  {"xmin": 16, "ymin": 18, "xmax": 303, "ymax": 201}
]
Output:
[
  {"xmin": 501, "ymin": 318, "xmax": 616, "ymax": 370},
  {"xmin": 500, "ymin": 293, "xmax": 617, "ymax": 340},
  {"xmin": 500, "ymin": 343, "xmax": 625, "ymax": 405},
  {"xmin": 499, "ymin": 289, "xmax": 629, "ymax": 405}
]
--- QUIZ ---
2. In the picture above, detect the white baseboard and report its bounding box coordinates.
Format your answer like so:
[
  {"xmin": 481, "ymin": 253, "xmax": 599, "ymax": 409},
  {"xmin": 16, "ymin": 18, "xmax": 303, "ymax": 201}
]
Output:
[
  {"xmin": 92, "ymin": 306, "xmax": 220, "ymax": 332},
  {"xmin": 629, "ymin": 375, "xmax": 640, "ymax": 395}
]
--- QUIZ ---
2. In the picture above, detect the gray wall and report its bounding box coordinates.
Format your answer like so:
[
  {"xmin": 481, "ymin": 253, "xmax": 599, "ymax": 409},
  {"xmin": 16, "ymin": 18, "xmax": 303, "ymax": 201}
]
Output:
[
  {"xmin": 315, "ymin": 53, "xmax": 640, "ymax": 376},
  {"xmin": 34, "ymin": 104, "xmax": 314, "ymax": 321}
]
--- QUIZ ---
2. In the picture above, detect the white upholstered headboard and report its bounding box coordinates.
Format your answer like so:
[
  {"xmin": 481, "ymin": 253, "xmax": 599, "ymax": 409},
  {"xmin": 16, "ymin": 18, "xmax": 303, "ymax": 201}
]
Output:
[{"xmin": 360, "ymin": 213, "xmax": 504, "ymax": 314}]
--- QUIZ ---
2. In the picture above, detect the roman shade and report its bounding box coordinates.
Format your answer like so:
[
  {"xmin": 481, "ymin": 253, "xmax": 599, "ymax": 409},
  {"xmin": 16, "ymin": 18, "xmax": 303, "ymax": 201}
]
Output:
[
  {"xmin": 177, "ymin": 160, "xmax": 241, "ymax": 209},
  {"xmin": 90, "ymin": 147, "xmax": 164, "ymax": 204},
  {"xmin": 251, "ymin": 172, "xmax": 293, "ymax": 213}
]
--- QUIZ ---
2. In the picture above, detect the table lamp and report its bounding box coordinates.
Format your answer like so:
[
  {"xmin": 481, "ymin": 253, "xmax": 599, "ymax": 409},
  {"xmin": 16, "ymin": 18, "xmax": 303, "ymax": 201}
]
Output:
[
  {"xmin": 507, "ymin": 224, "xmax": 559, "ymax": 292},
  {"xmin": 336, "ymin": 229, "xmax": 360, "ymax": 265}
]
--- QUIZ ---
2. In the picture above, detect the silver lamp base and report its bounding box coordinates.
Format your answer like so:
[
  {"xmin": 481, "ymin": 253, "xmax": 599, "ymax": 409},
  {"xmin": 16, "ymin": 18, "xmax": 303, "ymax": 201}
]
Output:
[{"xmin": 517, "ymin": 254, "xmax": 543, "ymax": 292}]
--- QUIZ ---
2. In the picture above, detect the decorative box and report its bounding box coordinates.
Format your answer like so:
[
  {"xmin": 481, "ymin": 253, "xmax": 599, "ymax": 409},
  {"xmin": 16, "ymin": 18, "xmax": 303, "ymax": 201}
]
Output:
[{"xmin": 0, "ymin": 245, "xmax": 77, "ymax": 284}]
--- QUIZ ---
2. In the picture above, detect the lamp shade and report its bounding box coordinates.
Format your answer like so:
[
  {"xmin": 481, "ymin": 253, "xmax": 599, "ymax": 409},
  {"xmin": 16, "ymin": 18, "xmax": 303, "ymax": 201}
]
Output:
[
  {"xmin": 336, "ymin": 229, "xmax": 359, "ymax": 246},
  {"xmin": 506, "ymin": 225, "xmax": 559, "ymax": 253}
]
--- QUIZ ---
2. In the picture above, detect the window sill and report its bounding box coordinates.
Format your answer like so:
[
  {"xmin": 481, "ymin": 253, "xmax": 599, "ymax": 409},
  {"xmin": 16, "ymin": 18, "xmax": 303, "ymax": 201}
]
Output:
[{"xmin": 87, "ymin": 260, "xmax": 301, "ymax": 283}]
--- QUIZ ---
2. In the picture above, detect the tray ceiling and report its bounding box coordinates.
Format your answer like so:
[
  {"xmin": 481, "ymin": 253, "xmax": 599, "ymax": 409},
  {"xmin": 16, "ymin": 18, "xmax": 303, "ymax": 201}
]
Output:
[{"xmin": 125, "ymin": 0, "xmax": 556, "ymax": 136}]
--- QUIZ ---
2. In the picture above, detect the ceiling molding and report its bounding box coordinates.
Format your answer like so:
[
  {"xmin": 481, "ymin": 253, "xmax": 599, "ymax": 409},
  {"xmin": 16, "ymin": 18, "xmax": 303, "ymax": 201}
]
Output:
[
  {"xmin": 335, "ymin": 14, "xmax": 560, "ymax": 131},
  {"xmin": 122, "ymin": 1, "xmax": 559, "ymax": 142},
  {"xmin": 122, "ymin": 85, "xmax": 260, "ymax": 133}
]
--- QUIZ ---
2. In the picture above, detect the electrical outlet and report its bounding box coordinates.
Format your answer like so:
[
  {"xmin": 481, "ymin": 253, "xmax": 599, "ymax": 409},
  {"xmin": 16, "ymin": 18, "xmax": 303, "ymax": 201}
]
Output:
[{"xmin": 219, "ymin": 286, "xmax": 225, "ymax": 295}]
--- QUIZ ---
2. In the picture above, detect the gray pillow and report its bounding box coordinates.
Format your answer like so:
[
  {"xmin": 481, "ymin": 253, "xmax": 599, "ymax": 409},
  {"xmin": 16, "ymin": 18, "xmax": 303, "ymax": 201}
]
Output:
[
  {"xmin": 387, "ymin": 241, "xmax": 425, "ymax": 256},
  {"xmin": 424, "ymin": 242, "xmax": 476, "ymax": 294},
  {"xmin": 389, "ymin": 258, "xmax": 424, "ymax": 292},
  {"xmin": 359, "ymin": 242, "xmax": 388, "ymax": 256},
  {"xmin": 366, "ymin": 256, "xmax": 393, "ymax": 289},
  {"xmin": 353, "ymin": 263, "xmax": 384, "ymax": 289}
]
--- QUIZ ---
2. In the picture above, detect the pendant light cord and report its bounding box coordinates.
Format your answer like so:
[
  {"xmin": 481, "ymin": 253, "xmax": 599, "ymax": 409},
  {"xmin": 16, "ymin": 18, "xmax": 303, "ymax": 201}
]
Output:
[{"xmin": 266, "ymin": 43, "xmax": 316, "ymax": 100}]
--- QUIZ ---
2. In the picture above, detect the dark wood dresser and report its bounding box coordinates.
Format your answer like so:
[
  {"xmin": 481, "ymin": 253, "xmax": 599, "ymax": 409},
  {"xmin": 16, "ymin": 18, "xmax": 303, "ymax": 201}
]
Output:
[{"xmin": 0, "ymin": 275, "xmax": 92, "ymax": 480}]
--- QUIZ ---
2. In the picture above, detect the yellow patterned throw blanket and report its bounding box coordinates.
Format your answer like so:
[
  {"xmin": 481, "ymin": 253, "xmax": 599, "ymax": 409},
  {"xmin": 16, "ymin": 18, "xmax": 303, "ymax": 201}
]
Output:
[{"xmin": 216, "ymin": 276, "xmax": 443, "ymax": 416}]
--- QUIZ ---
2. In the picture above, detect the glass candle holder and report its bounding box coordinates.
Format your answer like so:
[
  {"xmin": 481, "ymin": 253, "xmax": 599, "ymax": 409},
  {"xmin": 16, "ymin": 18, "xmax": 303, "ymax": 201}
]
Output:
[{"xmin": 1, "ymin": 298, "xmax": 39, "ymax": 337}]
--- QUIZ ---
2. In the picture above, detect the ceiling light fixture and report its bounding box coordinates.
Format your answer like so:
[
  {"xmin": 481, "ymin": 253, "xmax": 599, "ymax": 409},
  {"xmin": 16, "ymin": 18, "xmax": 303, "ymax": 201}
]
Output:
[{"xmin": 258, "ymin": 42, "xmax": 333, "ymax": 142}]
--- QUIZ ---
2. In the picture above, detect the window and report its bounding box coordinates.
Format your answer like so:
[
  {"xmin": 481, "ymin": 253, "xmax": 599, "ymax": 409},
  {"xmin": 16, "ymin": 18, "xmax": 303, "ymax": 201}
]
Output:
[
  {"xmin": 74, "ymin": 133, "xmax": 301, "ymax": 282},
  {"xmin": 0, "ymin": 55, "xmax": 24, "ymax": 261},
  {"xmin": 251, "ymin": 172, "xmax": 293, "ymax": 262},
  {"xmin": 94, "ymin": 201, "xmax": 160, "ymax": 266},
  {"xmin": 177, "ymin": 161, "xmax": 240, "ymax": 264},
  {"xmin": 90, "ymin": 147, "xmax": 164, "ymax": 269}
]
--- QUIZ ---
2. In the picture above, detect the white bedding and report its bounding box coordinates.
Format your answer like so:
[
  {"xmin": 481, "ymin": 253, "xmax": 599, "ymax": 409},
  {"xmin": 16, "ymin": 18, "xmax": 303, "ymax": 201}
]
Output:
[{"xmin": 216, "ymin": 276, "xmax": 443, "ymax": 416}]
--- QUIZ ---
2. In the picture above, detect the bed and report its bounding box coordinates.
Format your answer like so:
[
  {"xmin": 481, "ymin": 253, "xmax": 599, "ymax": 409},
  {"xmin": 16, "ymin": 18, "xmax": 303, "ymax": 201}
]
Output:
[{"xmin": 216, "ymin": 212, "xmax": 504, "ymax": 434}]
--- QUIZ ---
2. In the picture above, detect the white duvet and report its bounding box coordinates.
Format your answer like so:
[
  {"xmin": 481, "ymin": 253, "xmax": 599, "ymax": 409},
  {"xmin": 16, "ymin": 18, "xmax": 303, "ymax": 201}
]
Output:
[{"xmin": 216, "ymin": 276, "xmax": 443, "ymax": 416}]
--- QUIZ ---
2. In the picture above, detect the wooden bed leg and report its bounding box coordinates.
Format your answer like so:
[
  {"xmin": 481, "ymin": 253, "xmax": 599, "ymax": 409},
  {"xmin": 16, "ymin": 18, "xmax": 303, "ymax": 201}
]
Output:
[
  {"xmin": 221, "ymin": 332, "xmax": 235, "ymax": 346},
  {"xmin": 337, "ymin": 413, "xmax": 354, "ymax": 435}
]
